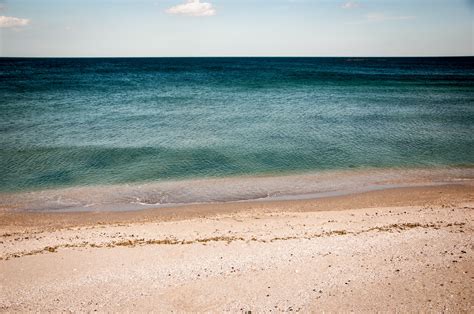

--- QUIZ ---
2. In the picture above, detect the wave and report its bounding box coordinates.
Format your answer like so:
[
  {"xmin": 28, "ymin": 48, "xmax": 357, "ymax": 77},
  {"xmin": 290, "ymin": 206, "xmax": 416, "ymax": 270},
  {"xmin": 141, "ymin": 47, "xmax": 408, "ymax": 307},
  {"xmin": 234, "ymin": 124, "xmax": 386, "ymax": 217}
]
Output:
[{"xmin": 1, "ymin": 166, "xmax": 473, "ymax": 212}]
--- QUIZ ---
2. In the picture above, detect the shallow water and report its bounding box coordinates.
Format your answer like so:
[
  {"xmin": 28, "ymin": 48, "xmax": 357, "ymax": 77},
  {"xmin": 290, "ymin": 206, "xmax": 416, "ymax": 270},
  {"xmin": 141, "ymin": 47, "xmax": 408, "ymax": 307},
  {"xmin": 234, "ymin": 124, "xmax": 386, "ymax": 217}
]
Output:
[
  {"xmin": 1, "ymin": 57, "xmax": 473, "ymax": 195},
  {"xmin": 1, "ymin": 167, "xmax": 473, "ymax": 212}
]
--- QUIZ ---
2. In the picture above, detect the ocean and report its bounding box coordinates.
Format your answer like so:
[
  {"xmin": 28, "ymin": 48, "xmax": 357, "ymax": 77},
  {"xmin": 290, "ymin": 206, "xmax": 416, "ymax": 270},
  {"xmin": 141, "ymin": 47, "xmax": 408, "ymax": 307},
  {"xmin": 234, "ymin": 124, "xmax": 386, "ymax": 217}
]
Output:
[{"xmin": 1, "ymin": 57, "xmax": 473, "ymax": 210}]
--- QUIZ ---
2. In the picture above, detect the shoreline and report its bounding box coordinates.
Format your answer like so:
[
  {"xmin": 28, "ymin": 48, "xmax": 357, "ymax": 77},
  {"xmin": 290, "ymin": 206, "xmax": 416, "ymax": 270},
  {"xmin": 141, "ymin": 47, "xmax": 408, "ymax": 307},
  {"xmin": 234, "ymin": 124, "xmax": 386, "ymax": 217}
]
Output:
[
  {"xmin": 1, "ymin": 182, "xmax": 472, "ymax": 232},
  {"xmin": 1, "ymin": 166, "xmax": 473, "ymax": 213}
]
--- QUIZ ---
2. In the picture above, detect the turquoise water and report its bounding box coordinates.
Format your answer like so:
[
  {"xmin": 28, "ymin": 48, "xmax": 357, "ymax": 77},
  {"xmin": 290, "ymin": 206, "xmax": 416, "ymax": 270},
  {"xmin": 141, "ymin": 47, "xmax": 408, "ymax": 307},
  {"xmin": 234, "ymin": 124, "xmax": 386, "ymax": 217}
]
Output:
[{"xmin": 1, "ymin": 57, "xmax": 473, "ymax": 193}]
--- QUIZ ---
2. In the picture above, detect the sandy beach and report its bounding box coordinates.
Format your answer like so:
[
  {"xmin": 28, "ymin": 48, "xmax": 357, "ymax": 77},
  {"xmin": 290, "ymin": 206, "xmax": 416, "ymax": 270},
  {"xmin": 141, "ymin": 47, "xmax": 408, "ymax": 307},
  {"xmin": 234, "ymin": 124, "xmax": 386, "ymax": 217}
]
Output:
[{"xmin": 1, "ymin": 183, "xmax": 473, "ymax": 312}]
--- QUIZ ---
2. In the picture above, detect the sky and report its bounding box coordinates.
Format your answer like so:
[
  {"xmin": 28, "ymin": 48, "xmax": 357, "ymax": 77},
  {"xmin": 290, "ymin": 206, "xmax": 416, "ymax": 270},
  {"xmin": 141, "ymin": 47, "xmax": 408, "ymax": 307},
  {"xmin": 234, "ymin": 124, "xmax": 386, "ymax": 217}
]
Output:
[{"xmin": 0, "ymin": 0, "xmax": 473, "ymax": 57}]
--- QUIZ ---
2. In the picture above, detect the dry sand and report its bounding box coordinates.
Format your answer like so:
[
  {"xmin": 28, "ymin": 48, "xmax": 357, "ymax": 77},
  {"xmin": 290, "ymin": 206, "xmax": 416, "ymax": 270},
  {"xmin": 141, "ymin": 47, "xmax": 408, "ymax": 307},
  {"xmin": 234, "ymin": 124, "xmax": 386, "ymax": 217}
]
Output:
[{"xmin": 1, "ymin": 184, "xmax": 473, "ymax": 312}]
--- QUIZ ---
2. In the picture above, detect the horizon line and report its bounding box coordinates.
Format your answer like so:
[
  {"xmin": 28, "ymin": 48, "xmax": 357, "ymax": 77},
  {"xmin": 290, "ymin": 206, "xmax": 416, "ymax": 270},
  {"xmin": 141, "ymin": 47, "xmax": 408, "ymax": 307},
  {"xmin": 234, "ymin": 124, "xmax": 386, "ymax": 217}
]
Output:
[{"xmin": 1, "ymin": 55, "xmax": 473, "ymax": 59}]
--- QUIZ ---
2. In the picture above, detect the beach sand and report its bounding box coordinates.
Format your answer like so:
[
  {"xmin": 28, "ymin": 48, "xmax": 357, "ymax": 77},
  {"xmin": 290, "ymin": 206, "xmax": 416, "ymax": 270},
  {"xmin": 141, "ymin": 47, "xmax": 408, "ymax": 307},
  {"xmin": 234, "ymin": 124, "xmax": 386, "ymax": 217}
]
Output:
[{"xmin": 1, "ymin": 184, "xmax": 473, "ymax": 312}]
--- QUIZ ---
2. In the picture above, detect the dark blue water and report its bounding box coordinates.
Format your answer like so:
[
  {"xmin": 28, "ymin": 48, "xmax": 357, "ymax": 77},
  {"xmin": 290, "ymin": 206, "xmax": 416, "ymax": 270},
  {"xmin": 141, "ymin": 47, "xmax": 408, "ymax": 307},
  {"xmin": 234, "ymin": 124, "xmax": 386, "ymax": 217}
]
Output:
[{"xmin": 1, "ymin": 57, "xmax": 473, "ymax": 192}]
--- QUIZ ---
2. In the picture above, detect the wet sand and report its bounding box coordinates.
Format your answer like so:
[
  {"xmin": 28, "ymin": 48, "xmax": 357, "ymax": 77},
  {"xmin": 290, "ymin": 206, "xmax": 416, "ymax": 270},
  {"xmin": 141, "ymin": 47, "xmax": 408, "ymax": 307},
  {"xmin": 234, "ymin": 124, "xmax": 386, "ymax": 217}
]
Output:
[{"xmin": 1, "ymin": 183, "xmax": 473, "ymax": 312}]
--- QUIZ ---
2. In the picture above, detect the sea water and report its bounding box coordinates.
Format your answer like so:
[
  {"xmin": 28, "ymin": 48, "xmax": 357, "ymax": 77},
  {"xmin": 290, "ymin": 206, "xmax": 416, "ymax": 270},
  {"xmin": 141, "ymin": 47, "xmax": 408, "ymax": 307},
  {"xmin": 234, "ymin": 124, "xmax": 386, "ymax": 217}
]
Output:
[{"xmin": 1, "ymin": 57, "xmax": 473, "ymax": 209}]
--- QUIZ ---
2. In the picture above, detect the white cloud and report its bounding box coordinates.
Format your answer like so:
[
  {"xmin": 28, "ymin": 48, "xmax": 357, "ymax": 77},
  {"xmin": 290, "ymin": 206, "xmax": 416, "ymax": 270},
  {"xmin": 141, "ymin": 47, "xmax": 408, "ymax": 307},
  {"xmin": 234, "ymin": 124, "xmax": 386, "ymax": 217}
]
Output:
[
  {"xmin": 166, "ymin": 0, "xmax": 216, "ymax": 17},
  {"xmin": 341, "ymin": 1, "xmax": 360, "ymax": 9},
  {"xmin": 0, "ymin": 15, "xmax": 30, "ymax": 28},
  {"xmin": 366, "ymin": 13, "xmax": 415, "ymax": 22}
]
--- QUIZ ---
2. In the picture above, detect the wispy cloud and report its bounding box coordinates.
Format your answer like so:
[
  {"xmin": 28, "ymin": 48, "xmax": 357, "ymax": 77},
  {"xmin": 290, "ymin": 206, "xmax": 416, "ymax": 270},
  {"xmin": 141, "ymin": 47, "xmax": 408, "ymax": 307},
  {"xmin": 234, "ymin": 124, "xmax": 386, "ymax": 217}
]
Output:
[
  {"xmin": 366, "ymin": 12, "xmax": 416, "ymax": 22},
  {"xmin": 341, "ymin": 1, "xmax": 360, "ymax": 9},
  {"xmin": 166, "ymin": 0, "xmax": 216, "ymax": 17},
  {"xmin": 0, "ymin": 15, "xmax": 30, "ymax": 28},
  {"xmin": 346, "ymin": 12, "xmax": 416, "ymax": 25}
]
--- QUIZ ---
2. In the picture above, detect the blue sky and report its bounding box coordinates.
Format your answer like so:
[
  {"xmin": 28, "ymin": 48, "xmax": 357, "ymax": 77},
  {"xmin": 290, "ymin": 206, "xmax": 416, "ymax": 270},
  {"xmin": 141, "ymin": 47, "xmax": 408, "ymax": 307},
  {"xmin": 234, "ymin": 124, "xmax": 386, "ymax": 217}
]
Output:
[{"xmin": 0, "ymin": 0, "xmax": 472, "ymax": 57}]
